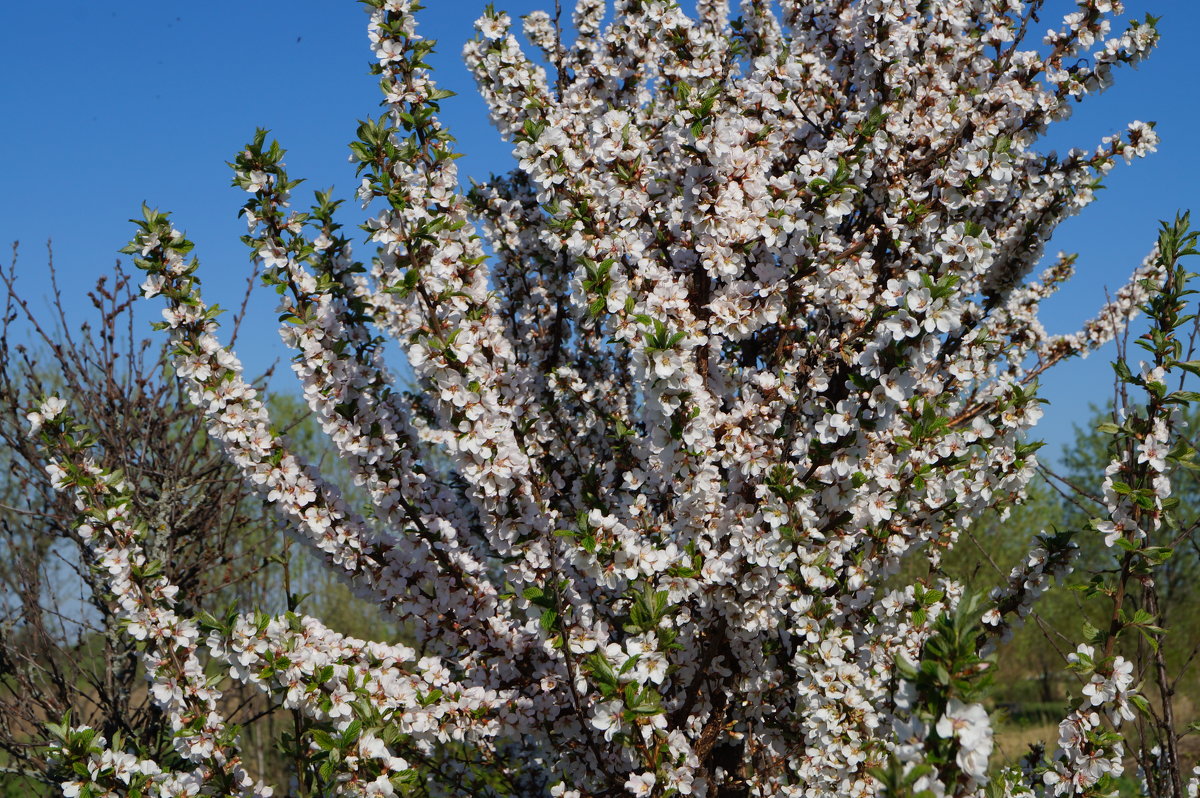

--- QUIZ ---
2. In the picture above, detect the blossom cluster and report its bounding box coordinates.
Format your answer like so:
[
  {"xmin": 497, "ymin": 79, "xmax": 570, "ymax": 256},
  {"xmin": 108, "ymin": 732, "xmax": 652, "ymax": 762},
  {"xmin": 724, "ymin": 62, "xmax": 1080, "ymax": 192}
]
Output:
[
  {"xmin": 1040, "ymin": 645, "xmax": 1139, "ymax": 795},
  {"xmin": 981, "ymin": 529, "xmax": 1079, "ymax": 654},
  {"xmin": 38, "ymin": 0, "xmax": 1182, "ymax": 795}
]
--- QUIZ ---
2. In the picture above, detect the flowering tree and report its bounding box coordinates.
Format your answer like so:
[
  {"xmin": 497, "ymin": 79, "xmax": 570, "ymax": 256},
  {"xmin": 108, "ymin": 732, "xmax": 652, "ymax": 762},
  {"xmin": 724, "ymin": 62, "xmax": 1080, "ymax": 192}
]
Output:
[{"xmin": 29, "ymin": 0, "xmax": 1200, "ymax": 796}]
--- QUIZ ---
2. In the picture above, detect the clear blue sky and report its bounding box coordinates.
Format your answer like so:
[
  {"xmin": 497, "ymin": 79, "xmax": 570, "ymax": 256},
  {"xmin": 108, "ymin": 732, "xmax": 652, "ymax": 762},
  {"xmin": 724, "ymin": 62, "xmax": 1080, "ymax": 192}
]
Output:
[{"xmin": 1, "ymin": 1, "xmax": 1198, "ymax": 459}]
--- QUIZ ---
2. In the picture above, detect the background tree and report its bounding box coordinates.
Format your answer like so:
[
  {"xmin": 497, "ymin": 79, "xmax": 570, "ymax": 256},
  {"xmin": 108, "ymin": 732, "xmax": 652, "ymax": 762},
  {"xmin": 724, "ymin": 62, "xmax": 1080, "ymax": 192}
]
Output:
[
  {"xmin": 0, "ymin": 244, "xmax": 274, "ymax": 791},
  {"xmin": 0, "ymin": 245, "xmax": 391, "ymax": 795}
]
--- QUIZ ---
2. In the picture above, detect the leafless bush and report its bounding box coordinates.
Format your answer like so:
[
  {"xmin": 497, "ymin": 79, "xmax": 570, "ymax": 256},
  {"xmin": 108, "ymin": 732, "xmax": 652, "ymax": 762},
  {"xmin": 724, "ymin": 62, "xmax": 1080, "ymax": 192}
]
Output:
[{"xmin": 0, "ymin": 242, "xmax": 282, "ymax": 789}]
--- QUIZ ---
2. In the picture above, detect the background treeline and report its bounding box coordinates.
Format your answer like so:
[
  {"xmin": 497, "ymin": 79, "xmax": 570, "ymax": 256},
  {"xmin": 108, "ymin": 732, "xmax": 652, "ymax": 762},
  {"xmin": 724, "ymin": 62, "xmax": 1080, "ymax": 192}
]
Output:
[{"xmin": 0, "ymin": 245, "xmax": 1197, "ymax": 795}]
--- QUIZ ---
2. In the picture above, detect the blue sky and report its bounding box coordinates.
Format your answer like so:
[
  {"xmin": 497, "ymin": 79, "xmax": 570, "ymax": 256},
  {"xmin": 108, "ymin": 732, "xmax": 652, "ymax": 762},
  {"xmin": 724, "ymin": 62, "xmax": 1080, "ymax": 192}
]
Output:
[{"xmin": 2, "ymin": 1, "xmax": 1198, "ymax": 459}]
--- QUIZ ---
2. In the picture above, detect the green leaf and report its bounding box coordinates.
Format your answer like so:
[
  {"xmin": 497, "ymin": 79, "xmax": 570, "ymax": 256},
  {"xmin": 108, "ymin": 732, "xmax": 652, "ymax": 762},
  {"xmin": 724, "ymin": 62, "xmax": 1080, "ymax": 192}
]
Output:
[
  {"xmin": 341, "ymin": 719, "xmax": 363, "ymax": 745},
  {"xmin": 584, "ymin": 653, "xmax": 618, "ymax": 687}
]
